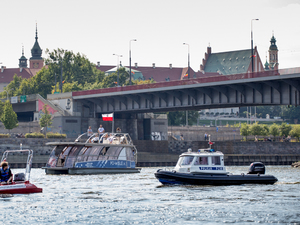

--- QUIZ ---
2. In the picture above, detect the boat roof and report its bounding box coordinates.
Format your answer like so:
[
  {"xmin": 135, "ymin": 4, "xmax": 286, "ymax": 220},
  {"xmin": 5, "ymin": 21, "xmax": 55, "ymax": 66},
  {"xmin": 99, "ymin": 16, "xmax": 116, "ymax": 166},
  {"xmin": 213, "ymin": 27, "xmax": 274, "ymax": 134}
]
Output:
[
  {"xmin": 46, "ymin": 132, "xmax": 135, "ymax": 147},
  {"xmin": 180, "ymin": 149, "xmax": 224, "ymax": 157},
  {"xmin": 45, "ymin": 142, "xmax": 134, "ymax": 147}
]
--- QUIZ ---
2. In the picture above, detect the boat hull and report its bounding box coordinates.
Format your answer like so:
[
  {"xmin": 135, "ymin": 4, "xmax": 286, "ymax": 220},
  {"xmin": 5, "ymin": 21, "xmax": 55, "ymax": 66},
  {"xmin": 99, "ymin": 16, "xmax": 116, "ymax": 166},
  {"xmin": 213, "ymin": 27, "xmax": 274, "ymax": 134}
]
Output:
[
  {"xmin": 44, "ymin": 167, "xmax": 141, "ymax": 175},
  {"xmin": 0, "ymin": 181, "xmax": 43, "ymax": 194},
  {"xmin": 155, "ymin": 170, "xmax": 278, "ymax": 185}
]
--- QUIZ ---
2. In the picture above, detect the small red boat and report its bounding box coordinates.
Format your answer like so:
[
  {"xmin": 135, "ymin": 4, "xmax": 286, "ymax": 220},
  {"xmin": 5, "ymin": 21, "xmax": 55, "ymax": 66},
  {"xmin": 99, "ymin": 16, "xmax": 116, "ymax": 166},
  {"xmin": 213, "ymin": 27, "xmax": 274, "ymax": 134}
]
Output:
[{"xmin": 0, "ymin": 149, "xmax": 43, "ymax": 194}]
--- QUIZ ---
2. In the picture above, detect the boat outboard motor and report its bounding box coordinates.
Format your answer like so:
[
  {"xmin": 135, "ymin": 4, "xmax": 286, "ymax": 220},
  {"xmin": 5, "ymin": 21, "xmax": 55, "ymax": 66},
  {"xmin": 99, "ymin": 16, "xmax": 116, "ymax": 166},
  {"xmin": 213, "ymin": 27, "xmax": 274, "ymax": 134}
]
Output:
[
  {"xmin": 248, "ymin": 162, "xmax": 265, "ymax": 174},
  {"xmin": 14, "ymin": 173, "xmax": 25, "ymax": 181}
]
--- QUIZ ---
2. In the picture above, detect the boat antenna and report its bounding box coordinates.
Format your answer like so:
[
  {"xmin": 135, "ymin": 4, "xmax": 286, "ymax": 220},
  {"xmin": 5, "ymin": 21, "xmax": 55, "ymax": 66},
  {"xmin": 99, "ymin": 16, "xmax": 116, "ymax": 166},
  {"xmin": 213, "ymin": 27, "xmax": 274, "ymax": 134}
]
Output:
[{"xmin": 209, "ymin": 135, "xmax": 212, "ymax": 149}]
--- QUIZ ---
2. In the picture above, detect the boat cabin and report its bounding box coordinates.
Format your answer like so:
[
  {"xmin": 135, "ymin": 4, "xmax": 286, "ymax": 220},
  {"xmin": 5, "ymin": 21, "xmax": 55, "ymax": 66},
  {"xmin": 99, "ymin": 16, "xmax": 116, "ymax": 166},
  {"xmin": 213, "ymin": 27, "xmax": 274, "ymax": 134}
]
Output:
[
  {"xmin": 46, "ymin": 133, "xmax": 137, "ymax": 169},
  {"xmin": 174, "ymin": 148, "xmax": 227, "ymax": 174}
]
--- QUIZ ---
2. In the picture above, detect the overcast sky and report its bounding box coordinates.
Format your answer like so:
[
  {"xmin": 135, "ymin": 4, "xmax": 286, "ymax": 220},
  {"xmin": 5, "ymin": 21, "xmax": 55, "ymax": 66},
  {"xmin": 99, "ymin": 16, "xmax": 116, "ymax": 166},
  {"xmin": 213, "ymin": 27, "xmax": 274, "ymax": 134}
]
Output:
[{"xmin": 1, "ymin": 0, "xmax": 299, "ymax": 71}]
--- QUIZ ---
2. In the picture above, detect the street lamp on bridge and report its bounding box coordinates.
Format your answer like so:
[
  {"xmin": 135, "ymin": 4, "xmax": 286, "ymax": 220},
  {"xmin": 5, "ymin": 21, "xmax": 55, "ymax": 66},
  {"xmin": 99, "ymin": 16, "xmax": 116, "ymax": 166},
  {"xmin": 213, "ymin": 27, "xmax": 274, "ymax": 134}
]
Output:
[
  {"xmin": 129, "ymin": 39, "xmax": 137, "ymax": 85},
  {"xmin": 4, "ymin": 88, "xmax": 13, "ymax": 101},
  {"xmin": 251, "ymin": 19, "xmax": 259, "ymax": 73},
  {"xmin": 113, "ymin": 54, "xmax": 123, "ymax": 86},
  {"xmin": 183, "ymin": 43, "xmax": 190, "ymax": 127},
  {"xmin": 183, "ymin": 43, "xmax": 190, "ymax": 79}
]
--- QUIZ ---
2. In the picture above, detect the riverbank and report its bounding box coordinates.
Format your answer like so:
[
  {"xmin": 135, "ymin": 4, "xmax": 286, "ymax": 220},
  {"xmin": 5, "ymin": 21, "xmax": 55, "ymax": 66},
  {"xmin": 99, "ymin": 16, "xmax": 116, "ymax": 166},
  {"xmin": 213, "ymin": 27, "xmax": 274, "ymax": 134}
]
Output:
[{"xmin": 1, "ymin": 138, "xmax": 300, "ymax": 168}]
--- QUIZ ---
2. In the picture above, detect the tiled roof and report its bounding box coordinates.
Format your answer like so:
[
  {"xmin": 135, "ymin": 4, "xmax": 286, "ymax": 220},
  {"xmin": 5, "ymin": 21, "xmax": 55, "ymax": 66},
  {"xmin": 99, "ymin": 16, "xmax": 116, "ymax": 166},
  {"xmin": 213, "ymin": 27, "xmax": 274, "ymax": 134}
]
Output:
[
  {"xmin": 204, "ymin": 49, "xmax": 252, "ymax": 75},
  {"xmin": 0, "ymin": 68, "xmax": 38, "ymax": 83},
  {"xmin": 95, "ymin": 65, "xmax": 115, "ymax": 72},
  {"xmin": 97, "ymin": 65, "xmax": 197, "ymax": 82}
]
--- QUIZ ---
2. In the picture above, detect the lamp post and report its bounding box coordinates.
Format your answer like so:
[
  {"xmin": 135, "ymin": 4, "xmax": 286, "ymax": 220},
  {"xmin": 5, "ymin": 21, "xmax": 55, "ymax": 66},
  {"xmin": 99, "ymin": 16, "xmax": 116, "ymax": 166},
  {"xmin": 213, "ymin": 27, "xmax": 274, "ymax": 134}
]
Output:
[
  {"xmin": 129, "ymin": 39, "xmax": 137, "ymax": 85},
  {"xmin": 251, "ymin": 19, "xmax": 259, "ymax": 73},
  {"xmin": 183, "ymin": 43, "xmax": 190, "ymax": 79},
  {"xmin": 113, "ymin": 54, "xmax": 123, "ymax": 86},
  {"xmin": 4, "ymin": 88, "xmax": 13, "ymax": 100},
  {"xmin": 60, "ymin": 59, "xmax": 63, "ymax": 93},
  {"xmin": 183, "ymin": 43, "xmax": 190, "ymax": 127}
]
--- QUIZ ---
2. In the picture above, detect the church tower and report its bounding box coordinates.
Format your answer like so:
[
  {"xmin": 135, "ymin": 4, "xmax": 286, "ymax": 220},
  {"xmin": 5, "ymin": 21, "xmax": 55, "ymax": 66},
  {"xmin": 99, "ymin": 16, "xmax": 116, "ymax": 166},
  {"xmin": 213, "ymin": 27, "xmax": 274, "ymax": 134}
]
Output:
[
  {"xmin": 19, "ymin": 46, "xmax": 28, "ymax": 68},
  {"xmin": 30, "ymin": 24, "xmax": 44, "ymax": 69},
  {"xmin": 268, "ymin": 34, "xmax": 278, "ymax": 70}
]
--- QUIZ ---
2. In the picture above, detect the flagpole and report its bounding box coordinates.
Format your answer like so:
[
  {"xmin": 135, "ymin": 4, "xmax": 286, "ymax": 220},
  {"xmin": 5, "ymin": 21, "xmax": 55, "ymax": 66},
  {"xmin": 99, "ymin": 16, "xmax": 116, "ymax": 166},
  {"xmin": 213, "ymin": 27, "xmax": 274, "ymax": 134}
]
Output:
[{"xmin": 112, "ymin": 113, "xmax": 114, "ymax": 132}]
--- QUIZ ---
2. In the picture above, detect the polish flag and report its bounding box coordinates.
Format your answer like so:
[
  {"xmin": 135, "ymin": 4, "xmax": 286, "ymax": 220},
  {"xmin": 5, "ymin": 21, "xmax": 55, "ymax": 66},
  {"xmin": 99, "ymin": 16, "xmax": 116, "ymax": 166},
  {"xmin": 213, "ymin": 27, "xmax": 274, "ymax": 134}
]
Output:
[{"xmin": 102, "ymin": 113, "xmax": 114, "ymax": 121}]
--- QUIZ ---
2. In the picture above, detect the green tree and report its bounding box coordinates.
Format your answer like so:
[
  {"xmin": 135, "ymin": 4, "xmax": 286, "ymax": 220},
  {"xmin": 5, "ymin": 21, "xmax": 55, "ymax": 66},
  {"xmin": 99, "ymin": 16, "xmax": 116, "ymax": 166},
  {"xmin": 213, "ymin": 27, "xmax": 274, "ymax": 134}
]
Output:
[
  {"xmin": 168, "ymin": 111, "xmax": 185, "ymax": 126},
  {"xmin": 261, "ymin": 124, "xmax": 269, "ymax": 137},
  {"xmin": 39, "ymin": 104, "xmax": 53, "ymax": 134},
  {"xmin": 289, "ymin": 125, "xmax": 300, "ymax": 142},
  {"xmin": 0, "ymin": 101, "xmax": 4, "ymax": 118},
  {"xmin": 269, "ymin": 123, "xmax": 280, "ymax": 141},
  {"xmin": 101, "ymin": 68, "xmax": 129, "ymax": 88},
  {"xmin": 1, "ymin": 100, "xmax": 18, "ymax": 132},
  {"xmin": 240, "ymin": 123, "xmax": 251, "ymax": 140},
  {"xmin": 45, "ymin": 48, "xmax": 104, "ymax": 86},
  {"xmin": 250, "ymin": 123, "xmax": 262, "ymax": 136},
  {"xmin": 279, "ymin": 122, "xmax": 292, "ymax": 137},
  {"xmin": 283, "ymin": 106, "xmax": 300, "ymax": 123},
  {"xmin": 167, "ymin": 110, "xmax": 198, "ymax": 126}
]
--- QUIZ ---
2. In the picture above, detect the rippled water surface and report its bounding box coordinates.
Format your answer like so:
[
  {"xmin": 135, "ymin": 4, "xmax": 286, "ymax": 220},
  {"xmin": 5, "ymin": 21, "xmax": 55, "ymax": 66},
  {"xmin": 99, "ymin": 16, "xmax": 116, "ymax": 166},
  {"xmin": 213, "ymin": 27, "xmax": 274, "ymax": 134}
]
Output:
[{"xmin": 1, "ymin": 166, "xmax": 300, "ymax": 224}]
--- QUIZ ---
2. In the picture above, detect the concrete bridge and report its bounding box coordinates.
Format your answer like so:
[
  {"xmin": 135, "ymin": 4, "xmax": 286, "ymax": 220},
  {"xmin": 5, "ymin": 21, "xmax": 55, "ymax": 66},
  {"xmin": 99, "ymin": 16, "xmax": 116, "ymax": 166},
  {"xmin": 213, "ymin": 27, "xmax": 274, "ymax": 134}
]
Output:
[
  {"xmin": 72, "ymin": 67, "xmax": 300, "ymax": 115},
  {"xmin": 7, "ymin": 67, "xmax": 300, "ymax": 139}
]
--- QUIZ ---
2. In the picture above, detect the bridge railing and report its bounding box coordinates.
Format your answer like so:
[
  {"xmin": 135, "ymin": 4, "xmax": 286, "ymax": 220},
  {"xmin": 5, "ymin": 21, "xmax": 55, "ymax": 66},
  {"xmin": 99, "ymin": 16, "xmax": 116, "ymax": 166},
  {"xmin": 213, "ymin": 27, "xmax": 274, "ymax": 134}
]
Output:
[{"xmin": 73, "ymin": 67, "xmax": 300, "ymax": 97}]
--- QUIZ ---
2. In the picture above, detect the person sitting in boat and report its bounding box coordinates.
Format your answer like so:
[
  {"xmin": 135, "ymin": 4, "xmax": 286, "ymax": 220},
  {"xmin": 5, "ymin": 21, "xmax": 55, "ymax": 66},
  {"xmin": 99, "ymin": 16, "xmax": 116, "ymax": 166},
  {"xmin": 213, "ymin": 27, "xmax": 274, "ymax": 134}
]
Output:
[
  {"xmin": 91, "ymin": 134, "xmax": 99, "ymax": 143},
  {"xmin": 107, "ymin": 134, "xmax": 115, "ymax": 143},
  {"xmin": 0, "ymin": 161, "xmax": 13, "ymax": 184}
]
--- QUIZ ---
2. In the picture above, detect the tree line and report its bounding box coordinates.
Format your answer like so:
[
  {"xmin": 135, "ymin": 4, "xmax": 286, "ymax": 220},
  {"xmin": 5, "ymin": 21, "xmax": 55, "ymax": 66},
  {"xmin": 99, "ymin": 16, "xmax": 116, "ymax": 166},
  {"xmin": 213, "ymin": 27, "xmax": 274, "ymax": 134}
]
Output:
[
  {"xmin": 0, "ymin": 48, "xmax": 154, "ymax": 99},
  {"xmin": 240, "ymin": 122, "xmax": 300, "ymax": 141}
]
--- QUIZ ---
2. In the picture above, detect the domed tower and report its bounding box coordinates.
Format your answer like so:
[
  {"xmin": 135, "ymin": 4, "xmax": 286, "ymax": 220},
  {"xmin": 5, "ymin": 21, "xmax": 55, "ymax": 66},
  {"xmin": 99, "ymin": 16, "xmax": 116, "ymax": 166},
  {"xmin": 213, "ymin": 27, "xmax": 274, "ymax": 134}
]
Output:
[
  {"xmin": 19, "ymin": 46, "xmax": 28, "ymax": 68},
  {"xmin": 30, "ymin": 24, "xmax": 44, "ymax": 69},
  {"xmin": 268, "ymin": 34, "xmax": 278, "ymax": 70},
  {"xmin": 264, "ymin": 55, "xmax": 269, "ymax": 71}
]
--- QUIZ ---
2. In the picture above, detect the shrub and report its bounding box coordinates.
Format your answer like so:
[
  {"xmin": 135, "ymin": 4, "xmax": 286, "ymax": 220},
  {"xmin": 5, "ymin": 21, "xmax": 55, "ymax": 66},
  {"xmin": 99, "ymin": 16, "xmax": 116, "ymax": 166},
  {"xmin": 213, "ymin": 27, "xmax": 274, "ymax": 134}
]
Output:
[
  {"xmin": 0, "ymin": 133, "xmax": 10, "ymax": 138},
  {"xmin": 25, "ymin": 132, "xmax": 45, "ymax": 138},
  {"xmin": 46, "ymin": 132, "xmax": 67, "ymax": 139}
]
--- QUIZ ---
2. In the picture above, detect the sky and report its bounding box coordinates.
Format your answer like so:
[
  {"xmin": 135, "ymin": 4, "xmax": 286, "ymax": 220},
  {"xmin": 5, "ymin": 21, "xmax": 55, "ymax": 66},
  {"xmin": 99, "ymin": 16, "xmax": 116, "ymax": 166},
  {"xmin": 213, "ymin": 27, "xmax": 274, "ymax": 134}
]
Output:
[{"xmin": 0, "ymin": 0, "xmax": 300, "ymax": 71}]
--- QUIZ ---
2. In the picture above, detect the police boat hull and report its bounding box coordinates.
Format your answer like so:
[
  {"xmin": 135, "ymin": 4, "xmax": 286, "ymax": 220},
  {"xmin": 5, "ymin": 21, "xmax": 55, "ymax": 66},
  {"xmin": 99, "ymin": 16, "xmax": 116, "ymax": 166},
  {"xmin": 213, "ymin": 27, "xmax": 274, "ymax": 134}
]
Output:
[
  {"xmin": 154, "ymin": 146, "xmax": 278, "ymax": 186},
  {"xmin": 155, "ymin": 170, "xmax": 278, "ymax": 185}
]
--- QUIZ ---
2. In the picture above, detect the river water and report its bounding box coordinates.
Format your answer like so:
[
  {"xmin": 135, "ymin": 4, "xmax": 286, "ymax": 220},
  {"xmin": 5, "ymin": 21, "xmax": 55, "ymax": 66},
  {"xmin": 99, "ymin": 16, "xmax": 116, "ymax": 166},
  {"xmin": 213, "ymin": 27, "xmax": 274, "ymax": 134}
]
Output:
[{"xmin": 1, "ymin": 166, "xmax": 299, "ymax": 224}]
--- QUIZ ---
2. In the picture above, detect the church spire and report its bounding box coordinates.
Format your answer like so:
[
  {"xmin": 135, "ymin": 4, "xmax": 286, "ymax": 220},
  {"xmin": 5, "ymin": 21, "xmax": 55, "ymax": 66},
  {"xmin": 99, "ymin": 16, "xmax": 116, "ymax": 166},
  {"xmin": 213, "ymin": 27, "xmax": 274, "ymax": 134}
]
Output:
[
  {"xmin": 30, "ymin": 23, "xmax": 44, "ymax": 69},
  {"xmin": 30, "ymin": 23, "xmax": 43, "ymax": 60}
]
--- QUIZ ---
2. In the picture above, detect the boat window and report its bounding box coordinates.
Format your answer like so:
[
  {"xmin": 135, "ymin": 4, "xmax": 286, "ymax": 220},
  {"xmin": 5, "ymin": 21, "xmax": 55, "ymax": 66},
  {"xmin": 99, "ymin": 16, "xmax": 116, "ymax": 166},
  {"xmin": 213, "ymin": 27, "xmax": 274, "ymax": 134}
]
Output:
[
  {"xmin": 105, "ymin": 146, "xmax": 123, "ymax": 160},
  {"xmin": 87, "ymin": 146, "xmax": 104, "ymax": 161},
  {"xmin": 118, "ymin": 148, "xmax": 127, "ymax": 160},
  {"xmin": 180, "ymin": 156, "xmax": 194, "ymax": 166},
  {"xmin": 176, "ymin": 157, "xmax": 183, "ymax": 167},
  {"xmin": 75, "ymin": 147, "xmax": 92, "ymax": 163},
  {"xmin": 57, "ymin": 146, "xmax": 72, "ymax": 167},
  {"xmin": 46, "ymin": 146, "xmax": 60, "ymax": 167},
  {"xmin": 64, "ymin": 146, "xmax": 84, "ymax": 167},
  {"xmin": 125, "ymin": 147, "xmax": 134, "ymax": 161},
  {"xmin": 194, "ymin": 157, "xmax": 208, "ymax": 165},
  {"xmin": 212, "ymin": 156, "xmax": 221, "ymax": 165},
  {"xmin": 54, "ymin": 145, "xmax": 66, "ymax": 156}
]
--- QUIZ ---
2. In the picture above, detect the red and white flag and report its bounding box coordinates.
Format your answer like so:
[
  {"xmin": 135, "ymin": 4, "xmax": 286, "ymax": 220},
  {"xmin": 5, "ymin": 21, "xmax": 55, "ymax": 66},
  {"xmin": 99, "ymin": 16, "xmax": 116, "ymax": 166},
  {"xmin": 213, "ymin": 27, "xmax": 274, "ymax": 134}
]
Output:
[{"xmin": 102, "ymin": 113, "xmax": 113, "ymax": 121}]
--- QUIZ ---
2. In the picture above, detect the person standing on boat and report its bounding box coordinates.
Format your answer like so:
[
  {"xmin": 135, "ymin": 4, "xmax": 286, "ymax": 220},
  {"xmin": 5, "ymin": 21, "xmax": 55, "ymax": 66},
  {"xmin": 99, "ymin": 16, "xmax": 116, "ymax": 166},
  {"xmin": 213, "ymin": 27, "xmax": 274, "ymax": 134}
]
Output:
[
  {"xmin": 87, "ymin": 126, "xmax": 93, "ymax": 137},
  {"xmin": 98, "ymin": 124, "xmax": 105, "ymax": 138},
  {"xmin": 116, "ymin": 127, "xmax": 121, "ymax": 133},
  {"xmin": 0, "ymin": 161, "xmax": 13, "ymax": 184}
]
